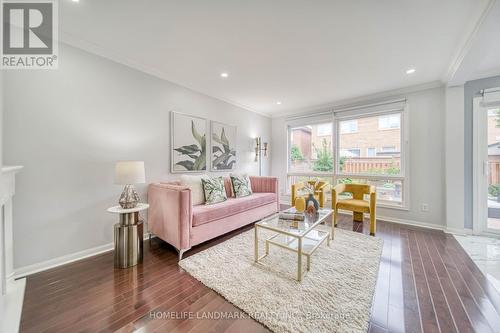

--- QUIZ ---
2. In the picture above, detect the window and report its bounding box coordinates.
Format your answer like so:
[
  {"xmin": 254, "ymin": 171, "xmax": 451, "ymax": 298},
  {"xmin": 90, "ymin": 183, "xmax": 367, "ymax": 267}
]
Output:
[
  {"xmin": 488, "ymin": 108, "xmax": 499, "ymax": 117},
  {"xmin": 288, "ymin": 122, "xmax": 333, "ymax": 174},
  {"xmin": 381, "ymin": 146, "xmax": 397, "ymax": 153},
  {"xmin": 287, "ymin": 105, "xmax": 407, "ymax": 209},
  {"xmin": 367, "ymin": 148, "xmax": 377, "ymax": 157},
  {"xmin": 340, "ymin": 148, "xmax": 360, "ymax": 157},
  {"xmin": 378, "ymin": 114, "xmax": 400, "ymax": 130},
  {"xmin": 317, "ymin": 123, "xmax": 332, "ymax": 136},
  {"xmin": 340, "ymin": 120, "xmax": 358, "ymax": 134},
  {"xmin": 339, "ymin": 114, "xmax": 401, "ymax": 175}
]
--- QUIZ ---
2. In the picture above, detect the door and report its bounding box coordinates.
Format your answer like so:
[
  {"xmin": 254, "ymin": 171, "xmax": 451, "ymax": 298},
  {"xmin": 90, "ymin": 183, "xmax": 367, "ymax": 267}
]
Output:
[{"xmin": 473, "ymin": 89, "xmax": 500, "ymax": 235}]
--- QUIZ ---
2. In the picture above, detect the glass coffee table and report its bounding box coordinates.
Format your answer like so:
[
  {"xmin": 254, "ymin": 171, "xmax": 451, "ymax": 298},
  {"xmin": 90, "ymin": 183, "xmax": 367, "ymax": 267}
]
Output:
[{"xmin": 254, "ymin": 208, "xmax": 333, "ymax": 281}]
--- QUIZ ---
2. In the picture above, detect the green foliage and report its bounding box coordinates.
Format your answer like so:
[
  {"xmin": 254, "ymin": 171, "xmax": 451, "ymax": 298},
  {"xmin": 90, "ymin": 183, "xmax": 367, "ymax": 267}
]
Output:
[
  {"xmin": 495, "ymin": 108, "xmax": 500, "ymax": 128},
  {"xmin": 212, "ymin": 127, "xmax": 236, "ymax": 170},
  {"xmin": 489, "ymin": 184, "xmax": 500, "ymax": 197},
  {"xmin": 339, "ymin": 156, "xmax": 347, "ymax": 172},
  {"xmin": 174, "ymin": 120, "xmax": 206, "ymax": 170},
  {"xmin": 367, "ymin": 166, "xmax": 400, "ymax": 175},
  {"xmin": 290, "ymin": 145, "xmax": 304, "ymax": 161},
  {"xmin": 312, "ymin": 139, "xmax": 333, "ymax": 172}
]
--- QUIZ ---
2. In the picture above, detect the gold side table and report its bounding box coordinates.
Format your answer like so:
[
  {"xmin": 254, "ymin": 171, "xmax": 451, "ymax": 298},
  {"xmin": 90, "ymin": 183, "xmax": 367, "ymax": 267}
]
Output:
[{"xmin": 107, "ymin": 203, "xmax": 149, "ymax": 268}]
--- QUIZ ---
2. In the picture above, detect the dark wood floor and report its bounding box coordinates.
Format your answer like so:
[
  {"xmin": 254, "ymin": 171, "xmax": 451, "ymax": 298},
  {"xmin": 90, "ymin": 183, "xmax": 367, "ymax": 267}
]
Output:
[{"xmin": 19, "ymin": 211, "xmax": 500, "ymax": 333}]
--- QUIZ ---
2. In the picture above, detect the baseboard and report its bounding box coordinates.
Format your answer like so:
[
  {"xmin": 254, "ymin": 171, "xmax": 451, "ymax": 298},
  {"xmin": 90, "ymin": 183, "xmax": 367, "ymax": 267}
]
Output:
[
  {"xmin": 375, "ymin": 214, "xmax": 445, "ymax": 231},
  {"xmin": 14, "ymin": 233, "xmax": 156, "ymax": 279},
  {"xmin": 444, "ymin": 227, "xmax": 473, "ymax": 235},
  {"xmin": 331, "ymin": 207, "xmax": 446, "ymax": 232}
]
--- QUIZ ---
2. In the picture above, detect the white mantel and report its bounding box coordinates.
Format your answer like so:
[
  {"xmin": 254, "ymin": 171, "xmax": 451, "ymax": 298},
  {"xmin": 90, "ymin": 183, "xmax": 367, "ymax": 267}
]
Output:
[{"xmin": 0, "ymin": 166, "xmax": 25, "ymax": 333}]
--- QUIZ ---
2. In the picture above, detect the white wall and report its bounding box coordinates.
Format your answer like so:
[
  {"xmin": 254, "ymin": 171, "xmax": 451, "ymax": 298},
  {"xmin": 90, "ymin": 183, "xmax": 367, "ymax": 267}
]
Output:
[
  {"xmin": 272, "ymin": 86, "xmax": 446, "ymax": 227},
  {"xmin": 4, "ymin": 44, "xmax": 272, "ymax": 269},
  {"xmin": 445, "ymin": 86, "xmax": 466, "ymax": 232},
  {"xmin": 0, "ymin": 69, "xmax": 3, "ymax": 167}
]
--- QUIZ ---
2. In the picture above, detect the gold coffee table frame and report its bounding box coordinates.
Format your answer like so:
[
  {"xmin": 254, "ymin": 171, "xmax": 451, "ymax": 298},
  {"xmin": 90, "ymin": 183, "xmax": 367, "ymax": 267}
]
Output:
[{"xmin": 254, "ymin": 209, "xmax": 333, "ymax": 282}]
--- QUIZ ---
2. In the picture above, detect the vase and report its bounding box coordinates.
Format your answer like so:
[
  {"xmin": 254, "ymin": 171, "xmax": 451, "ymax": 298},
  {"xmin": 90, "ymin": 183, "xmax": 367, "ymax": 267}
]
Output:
[
  {"xmin": 305, "ymin": 193, "xmax": 319, "ymax": 212},
  {"xmin": 295, "ymin": 197, "xmax": 306, "ymax": 213}
]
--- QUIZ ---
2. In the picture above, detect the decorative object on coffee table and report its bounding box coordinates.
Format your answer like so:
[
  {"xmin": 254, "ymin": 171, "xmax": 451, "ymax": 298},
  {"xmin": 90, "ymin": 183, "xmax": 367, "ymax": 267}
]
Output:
[
  {"xmin": 304, "ymin": 181, "xmax": 320, "ymax": 212},
  {"xmin": 291, "ymin": 179, "xmax": 328, "ymax": 208},
  {"xmin": 295, "ymin": 196, "xmax": 306, "ymax": 212},
  {"xmin": 108, "ymin": 203, "xmax": 149, "ymax": 268},
  {"xmin": 114, "ymin": 161, "xmax": 145, "ymax": 209}
]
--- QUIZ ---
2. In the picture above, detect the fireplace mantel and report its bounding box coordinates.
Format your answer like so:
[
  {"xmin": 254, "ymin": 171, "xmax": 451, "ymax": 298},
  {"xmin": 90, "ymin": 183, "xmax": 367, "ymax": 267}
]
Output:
[{"xmin": 0, "ymin": 165, "xmax": 25, "ymax": 333}]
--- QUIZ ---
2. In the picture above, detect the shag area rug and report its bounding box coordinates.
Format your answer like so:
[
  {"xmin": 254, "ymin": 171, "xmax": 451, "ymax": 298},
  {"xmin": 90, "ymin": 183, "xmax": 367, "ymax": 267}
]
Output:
[{"xmin": 179, "ymin": 226, "xmax": 383, "ymax": 333}]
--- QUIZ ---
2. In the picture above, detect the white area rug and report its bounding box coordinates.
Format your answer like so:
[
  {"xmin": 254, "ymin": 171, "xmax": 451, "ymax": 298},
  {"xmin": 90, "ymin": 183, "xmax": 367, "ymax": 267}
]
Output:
[{"xmin": 179, "ymin": 227, "xmax": 383, "ymax": 333}]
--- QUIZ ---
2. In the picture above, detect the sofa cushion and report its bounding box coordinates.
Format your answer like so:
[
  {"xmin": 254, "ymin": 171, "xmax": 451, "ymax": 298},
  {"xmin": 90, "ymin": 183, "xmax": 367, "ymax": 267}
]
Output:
[
  {"xmin": 201, "ymin": 176, "xmax": 227, "ymax": 205},
  {"xmin": 180, "ymin": 175, "xmax": 205, "ymax": 205},
  {"xmin": 192, "ymin": 192, "xmax": 277, "ymax": 227},
  {"xmin": 336, "ymin": 199, "xmax": 370, "ymax": 213},
  {"xmin": 230, "ymin": 173, "xmax": 253, "ymax": 198}
]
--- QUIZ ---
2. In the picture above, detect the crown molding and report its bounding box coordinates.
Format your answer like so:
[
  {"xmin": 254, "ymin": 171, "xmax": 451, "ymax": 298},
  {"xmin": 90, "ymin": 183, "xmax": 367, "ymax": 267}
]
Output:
[
  {"xmin": 443, "ymin": 0, "xmax": 496, "ymax": 84},
  {"xmin": 271, "ymin": 81, "xmax": 444, "ymax": 118},
  {"xmin": 59, "ymin": 32, "xmax": 272, "ymax": 119}
]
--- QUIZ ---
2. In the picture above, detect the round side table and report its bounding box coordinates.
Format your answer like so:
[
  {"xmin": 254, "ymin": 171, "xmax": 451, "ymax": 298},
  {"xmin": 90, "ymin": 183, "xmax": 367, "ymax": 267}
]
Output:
[{"xmin": 107, "ymin": 203, "xmax": 149, "ymax": 268}]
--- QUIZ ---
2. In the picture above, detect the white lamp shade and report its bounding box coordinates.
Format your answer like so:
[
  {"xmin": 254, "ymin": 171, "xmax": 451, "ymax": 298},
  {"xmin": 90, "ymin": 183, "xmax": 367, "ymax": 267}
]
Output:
[{"xmin": 114, "ymin": 161, "xmax": 145, "ymax": 185}]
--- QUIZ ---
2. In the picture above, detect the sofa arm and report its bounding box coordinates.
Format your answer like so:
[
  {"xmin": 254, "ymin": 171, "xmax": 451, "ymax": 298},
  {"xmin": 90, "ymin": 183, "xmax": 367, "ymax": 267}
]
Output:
[
  {"xmin": 148, "ymin": 183, "xmax": 192, "ymax": 251},
  {"xmin": 249, "ymin": 176, "xmax": 279, "ymax": 210}
]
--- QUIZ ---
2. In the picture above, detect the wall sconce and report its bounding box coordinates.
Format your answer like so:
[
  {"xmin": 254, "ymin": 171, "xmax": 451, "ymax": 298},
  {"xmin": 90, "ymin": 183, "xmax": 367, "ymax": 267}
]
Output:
[
  {"xmin": 254, "ymin": 137, "xmax": 268, "ymax": 176},
  {"xmin": 254, "ymin": 137, "xmax": 268, "ymax": 161}
]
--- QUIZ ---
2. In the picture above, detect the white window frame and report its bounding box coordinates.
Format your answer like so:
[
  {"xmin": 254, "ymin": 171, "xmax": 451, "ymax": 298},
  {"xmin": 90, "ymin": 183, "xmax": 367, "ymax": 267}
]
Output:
[
  {"xmin": 367, "ymin": 147, "xmax": 377, "ymax": 157},
  {"xmin": 285, "ymin": 102, "xmax": 410, "ymax": 210}
]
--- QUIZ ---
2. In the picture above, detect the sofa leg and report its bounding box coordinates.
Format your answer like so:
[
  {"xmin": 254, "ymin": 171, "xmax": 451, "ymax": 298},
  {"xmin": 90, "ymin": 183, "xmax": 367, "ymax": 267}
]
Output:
[{"xmin": 178, "ymin": 248, "xmax": 188, "ymax": 261}]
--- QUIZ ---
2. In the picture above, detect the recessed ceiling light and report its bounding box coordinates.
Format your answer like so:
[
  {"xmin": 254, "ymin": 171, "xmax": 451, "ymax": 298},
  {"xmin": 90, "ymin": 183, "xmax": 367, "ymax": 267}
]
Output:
[
  {"xmin": 406, "ymin": 68, "xmax": 416, "ymax": 74},
  {"xmin": 220, "ymin": 72, "xmax": 229, "ymax": 78},
  {"xmin": 276, "ymin": 101, "xmax": 282, "ymax": 105},
  {"xmin": 72, "ymin": 0, "xmax": 80, "ymax": 2}
]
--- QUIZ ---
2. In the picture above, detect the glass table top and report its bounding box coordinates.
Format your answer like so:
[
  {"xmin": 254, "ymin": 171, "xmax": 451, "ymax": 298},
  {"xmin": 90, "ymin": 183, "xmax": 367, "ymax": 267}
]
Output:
[{"xmin": 256, "ymin": 208, "xmax": 333, "ymax": 237}]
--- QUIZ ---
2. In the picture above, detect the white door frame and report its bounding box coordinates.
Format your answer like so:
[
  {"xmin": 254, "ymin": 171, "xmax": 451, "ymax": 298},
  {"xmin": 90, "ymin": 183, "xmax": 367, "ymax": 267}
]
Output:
[
  {"xmin": 473, "ymin": 90, "xmax": 500, "ymax": 235},
  {"xmin": 472, "ymin": 97, "xmax": 488, "ymax": 235}
]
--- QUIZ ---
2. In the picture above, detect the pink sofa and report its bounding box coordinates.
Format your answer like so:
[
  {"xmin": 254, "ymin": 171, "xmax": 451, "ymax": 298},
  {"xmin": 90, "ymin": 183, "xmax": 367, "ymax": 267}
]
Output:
[{"xmin": 148, "ymin": 176, "xmax": 279, "ymax": 259}]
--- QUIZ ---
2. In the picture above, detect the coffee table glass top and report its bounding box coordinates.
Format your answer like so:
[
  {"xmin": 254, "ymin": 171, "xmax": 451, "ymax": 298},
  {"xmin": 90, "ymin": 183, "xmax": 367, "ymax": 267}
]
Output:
[{"xmin": 256, "ymin": 208, "xmax": 332, "ymax": 237}]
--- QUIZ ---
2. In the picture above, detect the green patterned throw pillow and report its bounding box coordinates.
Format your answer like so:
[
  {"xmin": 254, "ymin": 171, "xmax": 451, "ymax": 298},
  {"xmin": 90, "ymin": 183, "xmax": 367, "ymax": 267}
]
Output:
[
  {"xmin": 230, "ymin": 174, "xmax": 253, "ymax": 198},
  {"xmin": 201, "ymin": 176, "xmax": 227, "ymax": 205}
]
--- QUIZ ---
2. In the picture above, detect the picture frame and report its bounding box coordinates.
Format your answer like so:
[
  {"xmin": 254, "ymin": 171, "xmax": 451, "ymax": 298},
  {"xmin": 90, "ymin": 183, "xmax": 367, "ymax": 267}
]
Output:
[
  {"xmin": 170, "ymin": 111, "xmax": 208, "ymax": 173},
  {"xmin": 210, "ymin": 120, "xmax": 237, "ymax": 171}
]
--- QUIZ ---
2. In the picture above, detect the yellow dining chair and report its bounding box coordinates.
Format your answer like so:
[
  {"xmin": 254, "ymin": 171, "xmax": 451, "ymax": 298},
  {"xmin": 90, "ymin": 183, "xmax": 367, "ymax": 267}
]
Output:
[
  {"xmin": 291, "ymin": 180, "xmax": 329, "ymax": 208},
  {"xmin": 332, "ymin": 183, "xmax": 377, "ymax": 235}
]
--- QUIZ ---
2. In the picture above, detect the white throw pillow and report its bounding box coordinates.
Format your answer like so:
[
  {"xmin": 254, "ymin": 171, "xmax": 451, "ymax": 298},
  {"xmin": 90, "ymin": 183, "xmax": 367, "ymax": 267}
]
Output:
[{"xmin": 180, "ymin": 175, "xmax": 205, "ymax": 205}]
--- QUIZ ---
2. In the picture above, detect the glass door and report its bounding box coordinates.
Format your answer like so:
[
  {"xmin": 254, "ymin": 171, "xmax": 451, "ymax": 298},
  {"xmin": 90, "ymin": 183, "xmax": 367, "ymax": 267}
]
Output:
[
  {"xmin": 486, "ymin": 107, "xmax": 500, "ymax": 233},
  {"xmin": 474, "ymin": 92, "xmax": 500, "ymax": 235}
]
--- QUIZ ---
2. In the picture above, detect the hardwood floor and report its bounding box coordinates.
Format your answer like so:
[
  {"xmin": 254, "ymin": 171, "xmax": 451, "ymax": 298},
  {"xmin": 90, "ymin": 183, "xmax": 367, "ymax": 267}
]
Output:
[{"xmin": 19, "ymin": 212, "xmax": 500, "ymax": 333}]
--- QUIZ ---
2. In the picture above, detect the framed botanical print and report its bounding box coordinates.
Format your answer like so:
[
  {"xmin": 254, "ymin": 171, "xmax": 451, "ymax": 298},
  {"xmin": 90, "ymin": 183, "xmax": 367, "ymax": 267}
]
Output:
[
  {"xmin": 210, "ymin": 121, "xmax": 237, "ymax": 171},
  {"xmin": 170, "ymin": 111, "xmax": 207, "ymax": 173}
]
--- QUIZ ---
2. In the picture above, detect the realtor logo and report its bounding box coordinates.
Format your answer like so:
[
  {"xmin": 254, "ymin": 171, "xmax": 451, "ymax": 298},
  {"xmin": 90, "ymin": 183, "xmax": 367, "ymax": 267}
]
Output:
[{"xmin": 1, "ymin": 0, "xmax": 58, "ymax": 69}]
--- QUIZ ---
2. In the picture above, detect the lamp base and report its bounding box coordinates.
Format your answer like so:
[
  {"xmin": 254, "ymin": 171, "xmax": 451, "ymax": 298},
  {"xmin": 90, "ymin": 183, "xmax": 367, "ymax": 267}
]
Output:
[{"xmin": 119, "ymin": 184, "xmax": 140, "ymax": 209}]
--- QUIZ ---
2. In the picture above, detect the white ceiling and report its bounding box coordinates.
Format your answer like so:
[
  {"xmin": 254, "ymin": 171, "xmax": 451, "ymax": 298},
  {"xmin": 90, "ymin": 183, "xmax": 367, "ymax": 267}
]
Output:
[{"xmin": 59, "ymin": 0, "xmax": 491, "ymax": 116}]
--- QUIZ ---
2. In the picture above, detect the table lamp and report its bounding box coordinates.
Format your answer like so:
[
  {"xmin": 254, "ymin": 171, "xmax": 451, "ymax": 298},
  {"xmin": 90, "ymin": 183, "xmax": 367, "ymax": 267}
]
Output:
[{"xmin": 114, "ymin": 161, "xmax": 145, "ymax": 209}]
